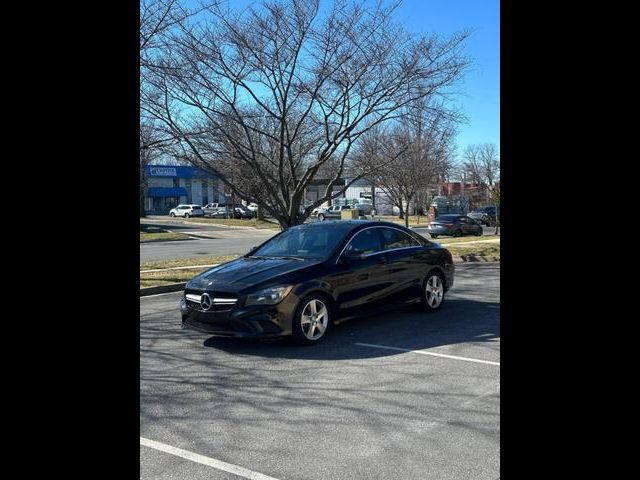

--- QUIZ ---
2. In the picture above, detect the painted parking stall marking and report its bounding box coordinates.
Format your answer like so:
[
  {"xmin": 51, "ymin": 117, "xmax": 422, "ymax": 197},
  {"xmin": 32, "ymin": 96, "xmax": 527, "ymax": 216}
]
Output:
[
  {"xmin": 354, "ymin": 342, "xmax": 500, "ymax": 366},
  {"xmin": 140, "ymin": 437, "xmax": 281, "ymax": 480}
]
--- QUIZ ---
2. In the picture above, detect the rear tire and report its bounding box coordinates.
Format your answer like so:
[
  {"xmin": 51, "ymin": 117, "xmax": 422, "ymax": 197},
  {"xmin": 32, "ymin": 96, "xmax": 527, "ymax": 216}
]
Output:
[
  {"xmin": 431, "ymin": 234, "xmax": 438, "ymax": 239},
  {"xmin": 185, "ymin": 213, "xmax": 190, "ymax": 218},
  {"xmin": 318, "ymin": 214, "xmax": 325, "ymax": 221},
  {"xmin": 292, "ymin": 293, "xmax": 332, "ymax": 345},
  {"xmin": 421, "ymin": 271, "xmax": 445, "ymax": 312},
  {"xmin": 453, "ymin": 230, "xmax": 462, "ymax": 237}
]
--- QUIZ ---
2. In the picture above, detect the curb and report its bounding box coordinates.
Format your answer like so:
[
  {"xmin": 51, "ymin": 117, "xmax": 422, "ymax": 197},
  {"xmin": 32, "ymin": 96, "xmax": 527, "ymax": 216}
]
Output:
[{"xmin": 140, "ymin": 282, "xmax": 186, "ymax": 296}]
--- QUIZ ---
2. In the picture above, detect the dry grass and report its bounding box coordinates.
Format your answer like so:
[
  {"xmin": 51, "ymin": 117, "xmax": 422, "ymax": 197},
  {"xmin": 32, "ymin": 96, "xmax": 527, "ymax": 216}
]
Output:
[
  {"xmin": 140, "ymin": 267, "xmax": 211, "ymax": 288},
  {"xmin": 446, "ymin": 243, "xmax": 500, "ymax": 262},
  {"xmin": 140, "ymin": 255, "xmax": 240, "ymax": 288},
  {"xmin": 435, "ymin": 236, "xmax": 500, "ymax": 244},
  {"xmin": 182, "ymin": 217, "xmax": 281, "ymax": 229},
  {"xmin": 140, "ymin": 255, "xmax": 238, "ymax": 271},
  {"xmin": 140, "ymin": 225, "xmax": 190, "ymax": 243}
]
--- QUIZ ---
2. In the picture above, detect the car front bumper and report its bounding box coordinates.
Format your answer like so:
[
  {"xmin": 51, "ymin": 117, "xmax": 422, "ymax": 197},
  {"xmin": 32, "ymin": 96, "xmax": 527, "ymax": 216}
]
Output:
[
  {"xmin": 180, "ymin": 293, "xmax": 298, "ymax": 338},
  {"xmin": 427, "ymin": 227, "xmax": 453, "ymax": 236}
]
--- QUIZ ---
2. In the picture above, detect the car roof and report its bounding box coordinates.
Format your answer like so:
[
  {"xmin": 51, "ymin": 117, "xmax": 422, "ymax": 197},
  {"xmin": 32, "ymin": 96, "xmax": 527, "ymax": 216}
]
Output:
[{"xmin": 292, "ymin": 220, "xmax": 410, "ymax": 233}]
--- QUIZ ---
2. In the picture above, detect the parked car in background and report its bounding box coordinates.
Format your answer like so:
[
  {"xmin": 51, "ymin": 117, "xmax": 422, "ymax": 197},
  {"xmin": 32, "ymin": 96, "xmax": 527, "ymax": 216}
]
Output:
[
  {"xmin": 427, "ymin": 214, "xmax": 483, "ymax": 238},
  {"xmin": 354, "ymin": 203, "xmax": 374, "ymax": 216},
  {"xmin": 203, "ymin": 203, "xmax": 227, "ymax": 217},
  {"xmin": 169, "ymin": 204, "xmax": 205, "ymax": 218},
  {"xmin": 315, "ymin": 205, "xmax": 353, "ymax": 221},
  {"xmin": 246, "ymin": 203, "xmax": 259, "ymax": 212},
  {"xmin": 233, "ymin": 204, "xmax": 255, "ymax": 219},
  {"xmin": 180, "ymin": 220, "xmax": 455, "ymax": 345},
  {"xmin": 311, "ymin": 202, "xmax": 329, "ymax": 217},
  {"xmin": 467, "ymin": 206, "xmax": 498, "ymax": 226}
]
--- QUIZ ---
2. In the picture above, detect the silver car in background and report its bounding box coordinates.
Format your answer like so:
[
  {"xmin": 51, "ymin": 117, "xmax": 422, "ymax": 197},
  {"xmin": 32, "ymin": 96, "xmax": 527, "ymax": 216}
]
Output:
[{"xmin": 169, "ymin": 204, "xmax": 205, "ymax": 218}]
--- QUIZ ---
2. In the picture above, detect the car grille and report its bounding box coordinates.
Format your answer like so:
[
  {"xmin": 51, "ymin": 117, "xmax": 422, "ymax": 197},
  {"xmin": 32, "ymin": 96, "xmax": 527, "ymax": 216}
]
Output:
[{"xmin": 184, "ymin": 291, "xmax": 240, "ymax": 312}]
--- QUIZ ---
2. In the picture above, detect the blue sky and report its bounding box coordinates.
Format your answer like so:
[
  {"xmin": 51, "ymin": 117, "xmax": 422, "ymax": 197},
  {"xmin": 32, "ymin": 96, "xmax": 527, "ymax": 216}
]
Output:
[{"xmin": 393, "ymin": 0, "xmax": 500, "ymax": 153}]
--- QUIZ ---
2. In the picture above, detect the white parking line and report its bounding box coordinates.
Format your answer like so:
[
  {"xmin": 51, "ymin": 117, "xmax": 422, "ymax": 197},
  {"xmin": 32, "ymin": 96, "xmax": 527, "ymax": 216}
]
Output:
[
  {"xmin": 354, "ymin": 343, "xmax": 500, "ymax": 366},
  {"xmin": 140, "ymin": 437, "xmax": 281, "ymax": 480}
]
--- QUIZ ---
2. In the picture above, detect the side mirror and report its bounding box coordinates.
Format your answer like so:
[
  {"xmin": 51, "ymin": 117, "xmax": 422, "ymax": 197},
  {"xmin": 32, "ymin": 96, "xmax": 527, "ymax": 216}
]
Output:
[{"xmin": 247, "ymin": 246, "xmax": 258, "ymax": 255}]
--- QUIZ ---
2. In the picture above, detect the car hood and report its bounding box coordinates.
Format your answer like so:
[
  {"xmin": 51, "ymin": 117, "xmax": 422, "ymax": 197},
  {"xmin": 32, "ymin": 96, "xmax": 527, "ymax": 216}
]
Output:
[{"xmin": 186, "ymin": 256, "xmax": 323, "ymax": 291}]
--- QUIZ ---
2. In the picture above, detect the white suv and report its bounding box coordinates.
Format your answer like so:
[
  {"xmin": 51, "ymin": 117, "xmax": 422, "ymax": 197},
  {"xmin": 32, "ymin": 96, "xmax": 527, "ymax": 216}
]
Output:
[{"xmin": 169, "ymin": 204, "xmax": 205, "ymax": 218}]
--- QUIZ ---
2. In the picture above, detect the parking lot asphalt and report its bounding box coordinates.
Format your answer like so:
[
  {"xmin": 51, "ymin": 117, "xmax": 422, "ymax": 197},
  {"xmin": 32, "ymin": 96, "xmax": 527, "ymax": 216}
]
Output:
[
  {"xmin": 140, "ymin": 263, "xmax": 500, "ymax": 480},
  {"xmin": 140, "ymin": 230, "xmax": 276, "ymax": 262}
]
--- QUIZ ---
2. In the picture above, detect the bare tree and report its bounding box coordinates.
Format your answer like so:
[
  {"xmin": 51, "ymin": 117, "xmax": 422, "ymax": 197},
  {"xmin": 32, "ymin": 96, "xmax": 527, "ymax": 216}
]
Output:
[
  {"xmin": 460, "ymin": 142, "xmax": 500, "ymax": 232},
  {"xmin": 460, "ymin": 144, "xmax": 483, "ymax": 184},
  {"xmin": 479, "ymin": 143, "xmax": 500, "ymax": 233},
  {"xmin": 364, "ymin": 105, "xmax": 457, "ymax": 228},
  {"xmin": 143, "ymin": 0, "xmax": 469, "ymax": 228}
]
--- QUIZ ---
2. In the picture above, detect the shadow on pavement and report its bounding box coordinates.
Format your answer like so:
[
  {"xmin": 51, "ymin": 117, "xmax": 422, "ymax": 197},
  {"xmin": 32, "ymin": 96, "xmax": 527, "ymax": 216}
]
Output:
[{"xmin": 199, "ymin": 298, "xmax": 499, "ymax": 361}]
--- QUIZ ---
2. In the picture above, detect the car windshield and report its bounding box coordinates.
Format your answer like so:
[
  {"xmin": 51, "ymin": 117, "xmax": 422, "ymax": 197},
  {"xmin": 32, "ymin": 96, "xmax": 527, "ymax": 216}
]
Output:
[{"xmin": 252, "ymin": 226, "xmax": 347, "ymax": 260}]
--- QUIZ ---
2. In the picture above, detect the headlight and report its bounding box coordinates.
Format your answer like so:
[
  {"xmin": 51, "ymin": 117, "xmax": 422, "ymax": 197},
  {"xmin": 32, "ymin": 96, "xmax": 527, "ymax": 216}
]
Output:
[{"xmin": 245, "ymin": 286, "xmax": 293, "ymax": 306}]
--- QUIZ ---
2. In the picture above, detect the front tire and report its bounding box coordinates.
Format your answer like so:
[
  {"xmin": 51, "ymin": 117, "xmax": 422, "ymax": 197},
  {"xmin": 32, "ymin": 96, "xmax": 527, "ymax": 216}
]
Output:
[
  {"xmin": 170, "ymin": 212, "xmax": 175, "ymax": 217},
  {"xmin": 431, "ymin": 234, "xmax": 438, "ymax": 239},
  {"xmin": 318, "ymin": 214, "xmax": 325, "ymax": 221},
  {"xmin": 185, "ymin": 213, "xmax": 190, "ymax": 218},
  {"xmin": 453, "ymin": 229, "xmax": 462, "ymax": 237},
  {"xmin": 421, "ymin": 271, "xmax": 445, "ymax": 312},
  {"xmin": 292, "ymin": 294, "xmax": 332, "ymax": 345}
]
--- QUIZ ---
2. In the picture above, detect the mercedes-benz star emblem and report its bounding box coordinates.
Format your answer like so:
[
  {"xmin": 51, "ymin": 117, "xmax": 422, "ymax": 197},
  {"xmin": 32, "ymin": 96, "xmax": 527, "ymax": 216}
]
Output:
[{"xmin": 200, "ymin": 293, "xmax": 213, "ymax": 311}]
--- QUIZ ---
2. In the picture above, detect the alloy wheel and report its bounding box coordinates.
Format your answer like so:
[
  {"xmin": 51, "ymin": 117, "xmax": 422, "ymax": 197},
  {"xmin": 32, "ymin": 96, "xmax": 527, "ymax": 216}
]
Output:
[
  {"xmin": 425, "ymin": 275, "xmax": 444, "ymax": 309},
  {"xmin": 300, "ymin": 299, "xmax": 329, "ymax": 341}
]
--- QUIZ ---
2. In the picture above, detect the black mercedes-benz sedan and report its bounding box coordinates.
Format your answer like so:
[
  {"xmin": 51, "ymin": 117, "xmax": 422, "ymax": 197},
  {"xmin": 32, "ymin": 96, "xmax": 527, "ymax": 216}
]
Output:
[{"xmin": 180, "ymin": 220, "xmax": 455, "ymax": 345}]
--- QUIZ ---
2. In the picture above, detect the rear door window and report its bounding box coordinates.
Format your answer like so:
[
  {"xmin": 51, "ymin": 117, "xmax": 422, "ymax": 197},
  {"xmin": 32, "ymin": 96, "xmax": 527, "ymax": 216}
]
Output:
[
  {"xmin": 380, "ymin": 228, "xmax": 420, "ymax": 250},
  {"xmin": 346, "ymin": 229, "xmax": 383, "ymax": 255}
]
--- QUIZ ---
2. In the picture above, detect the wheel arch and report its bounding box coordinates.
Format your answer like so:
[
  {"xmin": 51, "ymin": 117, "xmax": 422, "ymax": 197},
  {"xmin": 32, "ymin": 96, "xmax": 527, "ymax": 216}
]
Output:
[
  {"xmin": 424, "ymin": 265, "xmax": 448, "ymax": 290},
  {"xmin": 292, "ymin": 282, "xmax": 337, "ymax": 322}
]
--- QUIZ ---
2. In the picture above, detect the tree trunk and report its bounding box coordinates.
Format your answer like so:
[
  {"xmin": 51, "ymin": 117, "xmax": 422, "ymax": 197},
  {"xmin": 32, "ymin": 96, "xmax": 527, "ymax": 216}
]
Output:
[
  {"xmin": 405, "ymin": 196, "xmax": 412, "ymax": 228},
  {"xmin": 371, "ymin": 183, "xmax": 376, "ymax": 211}
]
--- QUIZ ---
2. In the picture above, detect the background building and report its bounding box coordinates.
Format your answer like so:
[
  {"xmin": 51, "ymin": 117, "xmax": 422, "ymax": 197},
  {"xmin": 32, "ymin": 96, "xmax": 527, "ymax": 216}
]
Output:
[{"xmin": 143, "ymin": 165, "xmax": 224, "ymax": 215}]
